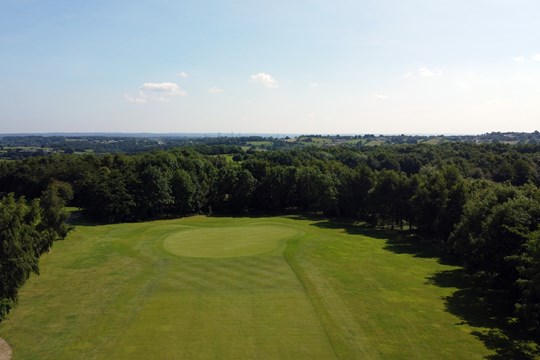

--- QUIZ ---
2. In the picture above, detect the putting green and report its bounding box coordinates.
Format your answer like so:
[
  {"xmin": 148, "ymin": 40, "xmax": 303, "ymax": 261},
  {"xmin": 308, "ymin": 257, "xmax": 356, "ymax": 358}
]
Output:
[{"xmin": 163, "ymin": 225, "xmax": 302, "ymax": 258}]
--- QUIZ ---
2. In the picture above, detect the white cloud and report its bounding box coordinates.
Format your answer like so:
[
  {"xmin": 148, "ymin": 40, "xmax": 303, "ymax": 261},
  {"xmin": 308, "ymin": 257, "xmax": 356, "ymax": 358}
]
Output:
[
  {"xmin": 457, "ymin": 82, "xmax": 470, "ymax": 89},
  {"xmin": 141, "ymin": 82, "xmax": 185, "ymax": 94},
  {"xmin": 486, "ymin": 99, "xmax": 504, "ymax": 106},
  {"xmin": 403, "ymin": 71, "xmax": 413, "ymax": 79},
  {"xmin": 124, "ymin": 82, "xmax": 186, "ymax": 104},
  {"xmin": 403, "ymin": 68, "xmax": 442, "ymax": 79},
  {"xmin": 418, "ymin": 67, "xmax": 442, "ymax": 78},
  {"xmin": 309, "ymin": 82, "xmax": 319, "ymax": 88},
  {"xmin": 374, "ymin": 94, "xmax": 388, "ymax": 100},
  {"xmin": 178, "ymin": 72, "xmax": 189, "ymax": 78},
  {"xmin": 250, "ymin": 73, "xmax": 279, "ymax": 88},
  {"xmin": 512, "ymin": 54, "xmax": 540, "ymax": 63},
  {"xmin": 124, "ymin": 93, "xmax": 147, "ymax": 104},
  {"xmin": 209, "ymin": 86, "xmax": 224, "ymax": 94}
]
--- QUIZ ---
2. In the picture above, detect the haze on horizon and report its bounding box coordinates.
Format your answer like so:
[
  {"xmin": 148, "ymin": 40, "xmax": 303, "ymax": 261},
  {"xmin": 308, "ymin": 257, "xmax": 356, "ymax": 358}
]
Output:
[{"xmin": 1, "ymin": 0, "xmax": 539, "ymax": 135}]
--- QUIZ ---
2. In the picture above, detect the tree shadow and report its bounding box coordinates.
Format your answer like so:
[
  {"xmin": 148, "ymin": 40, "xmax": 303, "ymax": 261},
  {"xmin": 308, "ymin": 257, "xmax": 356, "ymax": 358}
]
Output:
[
  {"xmin": 303, "ymin": 217, "xmax": 398, "ymax": 241},
  {"xmin": 383, "ymin": 233, "xmax": 458, "ymax": 265},
  {"xmin": 305, "ymin": 218, "xmax": 540, "ymax": 359},
  {"xmin": 309, "ymin": 218, "xmax": 452, "ymax": 261},
  {"xmin": 66, "ymin": 209, "xmax": 99, "ymax": 226},
  {"xmin": 427, "ymin": 269, "xmax": 539, "ymax": 359}
]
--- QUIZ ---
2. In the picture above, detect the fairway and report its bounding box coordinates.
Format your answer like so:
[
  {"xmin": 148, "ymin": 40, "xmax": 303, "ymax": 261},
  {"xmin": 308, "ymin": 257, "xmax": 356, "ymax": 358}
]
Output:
[{"xmin": 0, "ymin": 216, "xmax": 495, "ymax": 359}]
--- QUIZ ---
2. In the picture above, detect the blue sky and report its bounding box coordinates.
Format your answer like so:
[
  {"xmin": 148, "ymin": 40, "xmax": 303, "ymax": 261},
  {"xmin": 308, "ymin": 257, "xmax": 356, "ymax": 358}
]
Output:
[{"xmin": 1, "ymin": 0, "xmax": 539, "ymax": 134}]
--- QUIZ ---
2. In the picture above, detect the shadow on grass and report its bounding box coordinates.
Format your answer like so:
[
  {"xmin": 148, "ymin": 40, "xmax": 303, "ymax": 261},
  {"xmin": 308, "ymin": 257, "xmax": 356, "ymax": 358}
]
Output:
[
  {"xmin": 66, "ymin": 209, "xmax": 98, "ymax": 226},
  {"xmin": 305, "ymin": 218, "xmax": 540, "ymax": 359},
  {"xmin": 383, "ymin": 233, "xmax": 456, "ymax": 264},
  {"xmin": 66, "ymin": 209, "xmax": 118, "ymax": 226},
  {"xmin": 299, "ymin": 216, "xmax": 398, "ymax": 241},
  {"xmin": 427, "ymin": 269, "xmax": 539, "ymax": 359}
]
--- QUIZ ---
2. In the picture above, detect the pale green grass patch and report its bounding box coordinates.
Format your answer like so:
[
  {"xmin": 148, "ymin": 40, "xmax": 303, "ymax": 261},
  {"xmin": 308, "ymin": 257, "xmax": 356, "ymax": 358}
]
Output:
[{"xmin": 163, "ymin": 225, "xmax": 301, "ymax": 258}]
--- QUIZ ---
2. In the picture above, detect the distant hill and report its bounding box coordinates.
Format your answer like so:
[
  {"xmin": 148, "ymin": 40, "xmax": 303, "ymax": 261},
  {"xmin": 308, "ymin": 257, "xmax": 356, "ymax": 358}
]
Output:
[{"xmin": 1, "ymin": 131, "xmax": 539, "ymax": 160}]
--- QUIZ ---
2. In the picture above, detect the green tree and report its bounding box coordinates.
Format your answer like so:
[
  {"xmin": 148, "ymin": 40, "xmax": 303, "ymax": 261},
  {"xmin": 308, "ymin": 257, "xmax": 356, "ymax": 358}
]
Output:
[
  {"xmin": 337, "ymin": 165, "xmax": 373, "ymax": 219},
  {"xmin": 296, "ymin": 166, "xmax": 338, "ymax": 214},
  {"xmin": 513, "ymin": 158, "xmax": 536, "ymax": 186},
  {"xmin": 137, "ymin": 165, "xmax": 174, "ymax": 218},
  {"xmin": 171, "ymin": 169, "xmax": 196, "ymax": 214},
  {"xmin": 37, "ymin": 181, "xmax": 73, "ymax": 254},
  {"xmin": 369, "ymin": 170, "xmax": 410, "ymax": 228},
  {"xmin": 229, "ymin": 168, "xmax": 257, "ymax": 211},
  {"xmin": 410, "ymin": 166, "xmax": 448, "ymax": 239},
  {"xmin": 516, "ymin": 229, "xmax": 540, "ymax": 330},
  {"xmin": 78, "ymin": 169, "xmax": 136, "ymax": 223},
  {"xmin": 0, "ymin": 194, "xmax": 41, "ymax": 319}
]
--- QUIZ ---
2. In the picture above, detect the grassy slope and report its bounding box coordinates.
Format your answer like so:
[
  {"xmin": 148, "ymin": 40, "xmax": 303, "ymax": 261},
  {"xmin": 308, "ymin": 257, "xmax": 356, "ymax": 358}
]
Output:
[{"xmin": 0, "ymin": 216, "xmax": 494, "ymax": 359}]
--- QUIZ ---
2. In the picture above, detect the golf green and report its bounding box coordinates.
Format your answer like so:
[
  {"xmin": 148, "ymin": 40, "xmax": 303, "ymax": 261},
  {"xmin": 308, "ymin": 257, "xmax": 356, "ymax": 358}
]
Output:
[{"xmin": 163, "ymin": 225, "xmax": 302, "ymax": 258}]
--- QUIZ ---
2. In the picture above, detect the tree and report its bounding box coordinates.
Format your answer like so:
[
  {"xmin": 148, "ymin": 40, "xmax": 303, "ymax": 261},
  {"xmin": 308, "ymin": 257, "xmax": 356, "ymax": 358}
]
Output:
[
  {"xmin": 448, "ymin": 182, "xmax": 520, "ymax": 270},
  {"xmin": 252, "ymin": 165, "xmax": 298, "ymax": 211},
  {"xmin": 171, "ymin": 169, "xmax": 196, "ymax": 214},
  {"xmin": 369, "ymin": 170, "xmax": 410, "ymax": 228},
  {"xmin": 513, "ymin": 158, "xmax": 536, "ymax": 186},
  {"xmin": 410, "ymin": 166, "xmax": 448, "ymax": 239},
  {"xmin": 229, "ymin": 168, "xmax": 257, "ymax": 211},
  {"xmin": 336, "ymin": 164, "xmax": 373, "ymax": 219},
  {"xmin": 0, "ymin": 195, "xmax": 41, "ymax": 319},
  {"xmin": 438, "ymin": 165, "xmax": 468, "ymax": 240},
  {"xmin": 516, "ymin": 229, "xmax": 540, "ymax": 330},
  {"xmin": 137, "ymin": 165, "xmax": 174, "ymax": 218},
  {"xmin": 296, "ymin": 167, "xmax": 338, "ymax": 214},
  {"xmin": 37, "ymin": 181, "xmax": 73, "ymax": 254},
  {"xmin": 78, "ymin": 168, "xmax": 136, "ymax": 223}
]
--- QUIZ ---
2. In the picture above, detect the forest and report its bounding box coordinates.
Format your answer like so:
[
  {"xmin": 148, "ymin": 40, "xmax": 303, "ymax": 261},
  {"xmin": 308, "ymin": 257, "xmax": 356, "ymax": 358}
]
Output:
[{"xmin": 1, "ymin": 139, "xmax": 539, "ymax": 334}]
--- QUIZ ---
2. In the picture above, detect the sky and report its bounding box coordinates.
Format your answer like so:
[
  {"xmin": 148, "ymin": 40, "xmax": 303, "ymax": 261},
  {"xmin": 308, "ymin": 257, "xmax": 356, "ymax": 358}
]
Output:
[{"xmin": 1, "ymin": 0, "xmax": 539, "ymax": 135}]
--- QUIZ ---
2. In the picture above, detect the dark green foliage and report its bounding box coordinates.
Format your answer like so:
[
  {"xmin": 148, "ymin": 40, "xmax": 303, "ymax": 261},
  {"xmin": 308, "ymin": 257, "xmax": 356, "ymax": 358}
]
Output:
[
  {"xmin": 449, "ymin": 183, "xmax": 520, "ymax": 270},
  {"xmin": 369, "ymin": 170, "xmax": 410, "ymax": 228},
  {"xmin": 251, "ymin": 165, "xmax": 298, "ymax": 211},
  {"xmin": 296, "ymin": 166, "xmax": 338, "ymax": 214},
  {"xmin": 513, "ymin": 158, "xmax": 537, "ymax": 186},
  {"xmin": 78, "ymin": 168, "xmax": 137, "ymax": 223},
  {"xmin": 171, "ymin": 169, "xmax": 196, "ymax": 214},
  {"xmin": 0, "ymin": 190, "xmax": 71, "ymax": 320},
  {"xmin": 411, "ymin": 166, "xmax": 449, "ymax": 238},
  {"xmin": 0, "ymin": 194, "xmax": 40, "ymax": 318},
  {"xmin": 337, "ymin": 165, "xmax": 373, "ymax": 218},
  {"xmin": 137, "ymin": 165, "xmax": 174, "ymax": 217},
  {"xmin": 516, "ymin": 230, "xmax": 540, "ymax": 329},
  {"xmin": 37, "ymin": 181, "xmax": 73, "ymax": 254}
]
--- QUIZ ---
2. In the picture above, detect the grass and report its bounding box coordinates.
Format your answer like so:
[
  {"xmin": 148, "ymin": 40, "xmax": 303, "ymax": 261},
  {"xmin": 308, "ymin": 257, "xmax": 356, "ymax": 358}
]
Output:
[
  {"xmin": 364, "ymin": 139, "xmax": 387, "ymax": 146},
  {"xmin": 163, "ymin": 224, "xmax": 299, "ymax": 258},
  {"xmin": 246, "ymin": 141, "xmax": 273, "ymax": 147},
  {"xmin": 422, "ymin": 138, "xmax": 446, "ymax": 145},
  {"xmin": 0, "ymin": 216, "xmax": 531, "ymax": 359}
]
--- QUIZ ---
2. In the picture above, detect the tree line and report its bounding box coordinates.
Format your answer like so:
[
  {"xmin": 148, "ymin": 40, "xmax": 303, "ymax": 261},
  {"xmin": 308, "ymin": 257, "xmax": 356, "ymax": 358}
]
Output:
[
  {"xmin": 0, "ymin": 142, "xmax": 539, "ymax": 330},
  {"xmin": 0, "ymin": 181, "xmax": 72, "ymax": 320}
]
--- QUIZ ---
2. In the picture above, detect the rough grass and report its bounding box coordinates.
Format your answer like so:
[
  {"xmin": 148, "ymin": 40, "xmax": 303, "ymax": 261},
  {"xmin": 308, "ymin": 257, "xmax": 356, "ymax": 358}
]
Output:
[{"xmin": 0, "ymin": 216, "xmax": 514, "ymax": 359}]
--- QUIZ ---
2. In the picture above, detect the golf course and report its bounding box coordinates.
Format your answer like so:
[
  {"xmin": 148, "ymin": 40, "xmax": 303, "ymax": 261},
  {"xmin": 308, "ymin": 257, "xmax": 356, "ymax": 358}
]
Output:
[{"xmin": 0, "ymin": 216, "xmax": 498, "ymax": 359}]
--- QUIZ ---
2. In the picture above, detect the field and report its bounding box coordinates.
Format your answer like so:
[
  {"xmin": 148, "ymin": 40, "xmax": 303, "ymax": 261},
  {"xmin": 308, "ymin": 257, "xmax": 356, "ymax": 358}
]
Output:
[{"xmin": 0, "ymin": 216, "xmax": 512, "ymax": 359}]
